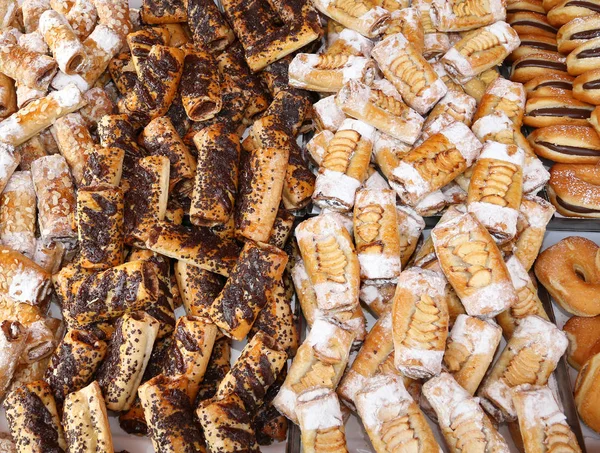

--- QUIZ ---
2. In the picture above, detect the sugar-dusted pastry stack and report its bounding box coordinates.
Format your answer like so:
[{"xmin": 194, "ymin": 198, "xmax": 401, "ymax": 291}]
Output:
[{"xmin": 506, "ymin": 0, "xmax": 600, "ymax": 218}]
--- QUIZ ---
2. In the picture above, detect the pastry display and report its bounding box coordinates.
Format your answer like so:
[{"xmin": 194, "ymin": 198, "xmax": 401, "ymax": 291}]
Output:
[{"xmin": 0, "ymin": 0, "xmax": 598, "ymax": 451}]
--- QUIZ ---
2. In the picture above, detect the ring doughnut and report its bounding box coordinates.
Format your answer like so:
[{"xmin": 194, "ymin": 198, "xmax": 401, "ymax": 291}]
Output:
[
  {"xmin": 564, "ymin": 315, "xmax": 600, "ymax": 370},
  {"xmin": 548, "ymin": 163, "xmax": 600, "ymax": 218},
  {"xmin": 535, "ymin": 236, "xmax": 600, "ymax": 316}
]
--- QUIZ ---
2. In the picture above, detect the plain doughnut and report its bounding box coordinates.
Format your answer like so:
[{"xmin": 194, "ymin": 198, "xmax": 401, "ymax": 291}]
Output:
[{"xmin": 535, "ymin": 236, "xmax": 600, "ymax": 316}]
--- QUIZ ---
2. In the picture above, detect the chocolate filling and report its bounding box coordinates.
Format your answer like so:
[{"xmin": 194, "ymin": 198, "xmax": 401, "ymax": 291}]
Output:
[
  {"xmin": 583, "ymin": 79, "xmax": 600, "ymax": 89},
  {"xmin": 571, "ymin": 29, "xmax": 600, "ymax": 40},
  {"xmin": 520, "ymin": 40, "xmax": 558, "ymax": 51},
  {"xmin": 514, "ymin": 59, "xmax": 567, "ymax": 71},
  {"xmin": 528, "ymin": 107, "xmax": 591, "ymax": 118},
  {"xmin": 577, "ymin": 47, "xmax": 600, "ymax": 58},
  {"xmin": 565, "ymin": 1, "xmax": 600, "ymax": 12},
  {"xmin": 512, "ymin": 20, "xmax": 557, "ymax": 33},
  {"xmin": 556, "ymin": 196, "xmax": 600, "ymax": 213},
  {"xmin": 535, "ymin": 81, "xmax": 573, "ymax": 90},
  {"xmin": 537, "ymin": 141, "xmax": 600, "ymax": 156}
]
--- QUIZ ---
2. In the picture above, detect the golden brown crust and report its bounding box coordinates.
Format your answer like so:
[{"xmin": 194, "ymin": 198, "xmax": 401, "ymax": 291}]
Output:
[
  {"xmin": 81, "ymin": 147, "xmax": 124, "ymax": 188},
  {"xmin": 187, "ymin": 0, "xmax": 235, "ymax": 52},
  {"xmin": 564, "ymin": 316, "xmax": 600, "ymax": 370},
  {"xmin": 140, "ymin": 0, "xmax": 187, "ymax": 24},
  {"xmin": 180, "ymin": 46, "xmax": 222, "ymax": 122},
  {"xmin": 0, "ymin": 171, "xmax": 36, "ymax": 258},
  {"xmin": 575, "ymin": 352, "xmax": 600, "ymax": 433}
]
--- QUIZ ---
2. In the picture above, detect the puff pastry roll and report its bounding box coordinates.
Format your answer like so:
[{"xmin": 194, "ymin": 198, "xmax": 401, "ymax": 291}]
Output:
[
  {"xmin": 443, "ymin": 314, "xmax": 502, "ymax": 394},
  {"xmin": 93, "ymin": 0, "xmax": 132, "ymax": 40},
  {"xmin": 0, "ymin": 321, "xmax": 27, "ymax": 399},
  {"xmin": 312, "ymin": 0, "xmax": 389, "ymax": 38},
  {"xmin": 0, "ymin": 246, "xmax": 51, "ymax": 307},
  {"xmin": 355, "ymin": 374, "xmax": 440, "ymax": 453},
  {"xmin": 326, "ymin": 27, "xmax": 375, "ymax": 57},
  {"xmin": 514, "ymin": 195, "xmax": 555, "ymax": 271},
  {"xmin": 0, "ymin": 144, "xmax": 18, "ymax": 198},
  {"xmin": 313, "ymin": 119, "xmax": 374, "ymax": 211},
  {"xmin": 423, "ymin": 91, "xmax": 477, "ymax": 132},
  {"xmin": 314, "ymin": 96, "xmax": 346, "ymax": 133},
  {"xmin": 197, "ymin": 392, "xmax": 260, "ymax": 453},
  {"xmin": 384, "ymin": 8, "xmax": 424, "ymax": 54},
  {"xmin": 0, "ymin": 171, "xmax": 36, "ymax": 257},
  {"xmin": 359, "ymin": 280, "xmax": 396, "ymax": 317},
  {"xmin": 145, "ymin": 221, "xmax": 240, "ymax": 277},
  {"xmin": 288, "ymin": 53, "xmax": 375, "ymax": 93},
  {"xmin": 62, "ymin": 381, "xmax": 113, "ymax": 453},
  {"xmin": 397, "ymin": 206, "xmax": 426, "ymax": 267},
  {"xmin": 268, "ymin": 208, "xmax": 295, "ymax": 249},
  {"xmin": 140, "ymin": 116, "xmax": 196, "ymax": 190},
  {"xmin": 252, "ymin": 366, "xmax": 288, "ymax": 445},
  {"xmin": 431, "ymin": 208, "xmax": 518, "ymax": 318},
  {"xmin": 250, "ymin": 274, "xmax": 299, "ymax": 357},
  {"xmin": 124, "ymin": 45, "xmax": 184, "ymax": 120},
  {"xmin": 209, "ymin": 241, "xmax": 288, "ymax": 340},
  {"xmin": 467, "ymin": 141, "xmax": 525, "ymax": 241},
  {"xmin": 296, "ymin": 388, "xmax": 348, "ymax": 453},
  {"xmin": 22, "ymin": 0, "xmax": 50, "ymax": 32},
  {"xmin": 372, "ymin": 33, "xmax": 448, "ymax": 115},
  {"xmin": 79, "ymin": 88, "xmax": 114, "ymax": 129},
  {"xmin": 392, "ymin": 267, "xmax": 449, "ymax": 379},
  {"xmin": 336, "ymin": 79, "xmax": 424, "ymax": 145},
  {"xmin": 197, "ymin": 335, "xmax": 231, "ymax": 402},
  {"xmin": 296, "ymin": 213, "xmax": 360, "ymax": 313},
  {"xmin": 273, "ymin": 318, "xmax": 355, "ymax": 423},
  {"xmin": 4, "ymin": 380, "xmax": 66, "ymax": 453},
  {"xmin": 138, "ymin": 374, "xmax": 206, "ymax": 453},
  {"xmin": 442, "ymin": 22, "xmax": 521, "ymax": 84},
  {"xmin": 96, "ymin": 312, "xmax": 159, "ymax": 411},
  {"xmin": 51, "ymin": 24, "xmax": 122, "ymax": 92},
  {"xmin": 76, "ymin": 186, "xmax": 124, "ymax": 270},
  {"xmin": 80, "ymin": 146, "xmax": 124, "ymax": 188},
  {"xmin": 124, "ymin": 155, "xmax": 169, "ymax": 244},
  {"xmin": 512, "ymin": 384, "xmax": 582, "ymax": 453},
  {"xmin": 497, "ymin": 255, "xmax": 548, "ymax": 338},
  {"xmin": 473, "ymin": 78, "xmax": 526, "ymax": 127},
  {"xmin": 179, "ymin": 46, "xmax": 221, "ymax": 122},
  {"xmin": 187, "ymin": 0, "xmax": 234, "ymax": 52},
  {"xmin": 0, "ymin": 83, "xmax": 85, "ymax": 147},
  {"xmin": 337, "ymin": 310, "xmax": 395, "ymax": 408},
  {"xmin": 372, "ymin": 131, "xmax": 410, "ymax": 180},
  {"xmin": 0, "ymin": 29, "xmax": 57, "ymax": 91},
  {"xmin": 390, "ymin": 122, "xmax": 482, "ymax": 206},
  {"xmin": 431, "ymin": 0, "xmax": 506, "ymax": 31},
  {"xmin": 175, "ymin": 261, "xmax": 225, "ymax": 318},
  {"xmin": 16, "ymin": 137, "xmax": 46, "ymax": 172},
  {"xmin": 38, "ymin": 9, "xmax": 86, "ymax": 74},
  {"xmin": 96, "ymin": 114, "xmax": 145, "ymax": 177},
  {"xmin": 353, "ymin": 188, "xmax": 402, "ymax": 280},
  {"xmin": 62, "ymin": 260, "xmax": 159, "ymax": 327},
  {"xmin": 32, "ymin": 239, "xmax": 64, "ymax": 275},
  {"xmin": 235, "ymin": 147, "xmax": 288, "ymax": 242},
  {"xmin": 140, "ymin": 0, "xmax": 186, "ymax": 23},
  {"xmin": 51, "ymin": 113, "xmax": 94, "ymax": 185},
  {"xmin": 44, "ymin": 328, "xmax": 107, "ymax": 406},
  {"xmin": 479, "ymin": 316, "xmax": 568, "ymax": 421},
  {"xmin": 216, "ymin": 332, "xmax": 287, "ymax": 414},
  {"xmin": 423, "ymin": 373, "xmax": 510, "ymax": 452},
  {"xmin": 0, "ymin": 73, "xmax": 16, "ymax": 120}
]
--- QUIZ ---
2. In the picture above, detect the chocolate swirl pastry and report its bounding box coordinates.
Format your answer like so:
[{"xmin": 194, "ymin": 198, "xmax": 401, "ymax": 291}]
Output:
[{"xmin": 187, "ymin": 0, "xmax": 235, "ymax": 52}]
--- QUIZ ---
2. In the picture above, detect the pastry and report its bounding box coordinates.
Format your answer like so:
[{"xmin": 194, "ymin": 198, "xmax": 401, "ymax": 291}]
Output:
[
  {"xmin": 547, "ymin": 0, "xmax": 600, "ymax": 28},
  {"xmin": 174, "ymin": 261, "xmax": 225, "ymax": 318},
  {"xmin": 467, "ymin": 141, "xmax": 524, "ymax": 241},
  {"xmin": 0, "ymin": 171, "xmax": 36, "ymax": 258},
  {"xmin": 431, "ymin": 207, "xmax": 518, "ymax": 318},
  {"xmin": 97, "ymin": 114, "xmax": 145, "ymax": 176},
  {"xmin": 507, "ymin": 11, "xmax": 557, "ymax": 37},
  {"xmin": 524, "ymin": 73, "xmax": 574, "ymax": 98},
  {"xmin": 567, "ymin": 37, "xmax": 600, "ymax": 76},
  {"xmin": 535, "ymin": 236, "xmax": 600, "ymax": 316},
  {"xmin": 209, "ymin": 240, "xmax": 288, "ymax": 340},
  {"xmin": 313, "ymin": 95, "xmax": 346, "ymax": 132},
  {"xmin": 186, "ymin": 0, "xmax": 235, "ymax": 52},
  {"xmin": 442, "ymin": 21, "xmax": 521, "ymax": 84},
  {"xmin": 392, "ymin": 267, "xmax": 449, "ymax": 379},
  {"xmin": 512, "ymin": 384, "xmax": 583, "ymax": 453},
  {"xmin": 62, "ymin": 381, "xmax": 113, "ymax": 453},
  {"xmin": 353, "ymin": 188, "xmax": 402, "ymax": 280},
  {"xmin": 96, "ymin": 312, "xmax": 159, "ymax": 412},
  {"xmin": 463, "ymin": 67, "xmax": 501, "ymax": 102},
  {"xmin": 423, "ymin": 372, "xmax": 510, "ymax": 452},
  {"xmin": 51, "ymin": 113, "xmax": 95, "ymax": 185},
  {"xmin": 473, "ymin": 77, "xmax": 526, "ymax": 126},
  {"xmin": 372, "ymin": 130, "xmax": 411, "ymax": 180},
  {"xmin": 384, "ymin": 7, "xmax": 425, "ymax": 54},
  {"xmin": 573, "ymin": 69, "xmax": 600, "ymax": 104},
  {"xmin": 514, "ymin": 195, "xmax": 556, "ymax": 271},
  {"xmin": 4, "ymin": 380, "xmax": 66, "ymax": 452},
  {"xmin": 478, "ymin": 315, "xmax": 568, "ymax": 421},
  {"xmin": 444, "ymin": 314, "xmax": 502, "ymax": 394},
  {"xmin": 431, "ymin": 0, "xmax": 506, "ymax": 31},
  {"xmin": 358, "ymin": 280, "xmax": 397, "ymax": 317},
  {"xmin": 527, "ymin": 124, "xmax": 600, "ymax": 163},
  {"xmin": 336, "ymin": 79, "xmax": 424, "ymax": 145},
  {"xmin": 326, "ymin": 27, "xmax": 375, "ymax": 57},
  {"xmin": 574, "ymin": 352, "xmax": 600, "ymax": 433},
  {"xmin": 355, "ymin": 374, "xmax": 439, "ymax": 453},
  {"xmin": 0, "ymin": 321, "xmax": 26, "ymax": 399},
  {"xmin": 510, "ymin": 52, "xmax": 568, "ymax": 84},
  {"xmin": 38, "ymin": 9, "xmax": 86, "ymax": 74},
  {"xmin": 81, "ymin": 145, "xmax": 124, "ymax": 185},
  {"xmin": 564, "ymin": 315, "xmax": 600, "ymax": 369},
  {"xmin": 508, "ymin": 34, "xmax": 558, "ymax": 62},
  {"xmin": 548, "ymin": 163, "xmax": 600, "ymax": 217},
  {"xmin": 311, "ymin": 0, "xmax": 389, "ymax": 38},
  {"xmin": 372, "ymin": 32, "xmax": 448, "ymax": 115},
  {"xmin": 313, "ymin": 119, "xmax": 375, "ymax": 211},
  {"xmin": 390, "ymin": 122, "xmax": 482, "ymax": 206},
  {"xmin": 557, "ymin": 14, "xmax": 600, "ymax": 54},
  {"xmin": 497, "ymin": 255, "xmax": 549, "ymax": 338},
  {"xmin": 424, "ymin": 91, "xmax": 477, "ymax": 133},
  {"xmin": 179, "ymin": 45, "xmax": 222, "ymax": 122}
]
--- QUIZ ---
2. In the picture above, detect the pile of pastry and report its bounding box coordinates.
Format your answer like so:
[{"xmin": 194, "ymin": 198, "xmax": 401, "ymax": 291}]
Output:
[{"xmin": 506, "ymin": 0, "xmax": 600, "ymax": 218}]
